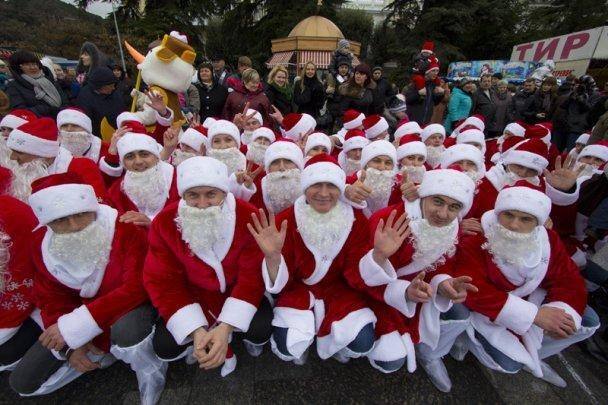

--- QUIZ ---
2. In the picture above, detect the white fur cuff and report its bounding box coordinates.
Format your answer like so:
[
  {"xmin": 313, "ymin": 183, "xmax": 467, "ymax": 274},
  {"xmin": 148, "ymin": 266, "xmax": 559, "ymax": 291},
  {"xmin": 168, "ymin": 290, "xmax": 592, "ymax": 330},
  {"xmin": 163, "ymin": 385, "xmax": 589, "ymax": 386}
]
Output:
[
  {"xmin": 384, "ymin": 279, "xmax": 417, "ymax": 317},
  {"xmin": 57, "ymin": 305, "xmax": 103, "ymax": 349},
  {"xmin": 430, "ymin": 274, "xmax": 453, "ymax": 312},
  {"xmin": 218, "ymin": 297, "xmax": 257, "ymax": 332},
  {"xmin": 99, "ymin": 156, "xmax": 124, "ymax": 178},
  {"xmin": 167, "ymin": 303, "xmax": 208, "ymax": 345},
  {"xmin": 155, "ymin": 107, "xmax": 174, "ymax": 127},
  {"xmin": 495, "ymin": 294, "xmax": 538, "ymax": 335},
  {"xmin": 359, "ymin": 250, "xmax": 397, "ymax": 287},
  {"xmin": 262, "ymin": 256, "xmax": 289, "ymax": 294},
  {"xmin": 545, "ymin": 182, "xmax": 579, "ymax": 207},
  {"xmin": 542, "ymin": 301, "xmax": 582, "ymax": 330}
]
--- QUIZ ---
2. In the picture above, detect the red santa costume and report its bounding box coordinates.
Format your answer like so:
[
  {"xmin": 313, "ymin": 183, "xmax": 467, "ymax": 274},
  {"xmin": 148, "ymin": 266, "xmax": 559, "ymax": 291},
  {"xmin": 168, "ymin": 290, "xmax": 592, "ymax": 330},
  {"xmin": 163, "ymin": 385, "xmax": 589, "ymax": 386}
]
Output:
[
  {"xmin": 170, "ymin": 126, "xmax": 208, "ymax": 166},
  {"xmin": 304, "ymin": 132, "xmax": 333, "ymax": 159},
  {"xmin": 456, "ymin": 127, "xmax": 487, "ymax": 155},
  {"xmin": 56, "ymin": 108, "xmax": 110, "ymax": 164},
  {"xmin": 143, "ymin": 156, "xmax": 270, "ymax": 377},
  {"xmin": 355, "ymin": 169, "xmax": 475, "ymax": 380},
  {"xmin": 337, "ymin": 129, "xmax": 370, "ymax": 176},
  {"xmin": 263, "ymin": 154, "xmax": 377, "ymax": 363},
  {"xmin": 421, "ymin": 123, "xmax": 446, "ymax": 168},
  {"xmin": 240, "ymin": 108, "xmax": 263, "ymax": 146},
  {"xmin": 526, "ymin": 123, "xmax": 559, "ymax": 171},
  {"xmin": 447, "ymin": 114, "xmax": 485, "ymax": 148},
  {"xmin": 0, "ymin": 191, "xmax": 40, "ymax": 372},
  {"xmin": 456, "ymin": 184, "xmax": 598, "ymax": 383},
  {"xmin": 565, "ymin": 133, "xmax": 590, "ymax": 163},
  {"xmin": 363, "ymin": 115, "xmax": 390, "ymax": 141},
  {"xmin": 280, "ymin": 113, "xmax": 317, "ymax": 143},
  {"xmin": 15, "ymin": 173, "xmax": 164, "ymax": 400},
  {"xmin": 485, "ymin": 122, "xmax": 526, "ymax": 165},
  {"xmin": 393, "ymin": 121, "xmax": 422, "ymax": 145},
  {"xmin": 6, "ymin": 117, "xmax": 107, "ymax": 202},
  {"xmin": 246, "ymin": 126, "xmax": 275, "ymax": 168},
  {"xmin": 346, "ymin": 140, "xmax": 403, "ymax": 217},
  {"xmin": 397, "ymin": 134, "xmax": 427, "ymax": 184},
  {"xmin": 0, "ymin": 109, "xmax": 37, "ymax": 168},
  {"xmin": 106, "ymin": 131, "xmax": 179, "ymax": 224}
]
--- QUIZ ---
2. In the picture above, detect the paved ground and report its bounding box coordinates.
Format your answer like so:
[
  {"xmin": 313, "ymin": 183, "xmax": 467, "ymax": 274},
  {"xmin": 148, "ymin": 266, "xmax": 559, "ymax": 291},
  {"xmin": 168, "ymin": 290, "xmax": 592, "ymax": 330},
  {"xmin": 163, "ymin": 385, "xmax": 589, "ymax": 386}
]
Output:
[{"xmin": 1, "ymin": 339, "xmax": 607, "ymax": 405}]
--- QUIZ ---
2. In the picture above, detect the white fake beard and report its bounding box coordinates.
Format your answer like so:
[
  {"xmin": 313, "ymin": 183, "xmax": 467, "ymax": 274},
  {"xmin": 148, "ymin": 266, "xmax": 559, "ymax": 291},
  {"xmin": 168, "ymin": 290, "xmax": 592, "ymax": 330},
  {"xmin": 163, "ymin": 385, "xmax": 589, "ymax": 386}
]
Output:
[
  {"xmin": 59, "ymin": 130, "xmax": 91, "ymax": 157},
  {"xmin": 176, "ymin": 203, "xmax": 227, "ymax": 253},
  {"xmin": 363, "ymin": 168, "xmax": 394, "ymax": 213},
  {"xmin": 0, "ymin": 137, "xmax": 13, "ymax": 169},
  {"xmin": 426, "ymin": 145, "xmax": 445, "ymax": 168},
  {"xmin": 171, "ymin": 149, "xmax": 197, "ymax": 166},
  {"xmin": 342, "ymin": 157, "xmax": 361, "ymax": 176},
  {"xmin": 246, "ymin": 142, "xmax": 268, "ymax": 166},
  {"xmin": 505, "ymin": 170, "xmax": 540, "ymax": 186},
  {"xmin": 122, "ymin": 164, "xmax": 168, "ymax": 216},
  {"xmin": 241, "ymin": 130, "xmax": 253, "ymax": 145},
  {"xmin": 410, "ymin": 218, "xmax": 457, "ymax": 266},
  {"xmin": 10, "ymin": 158, "xmax": 49, "ymax": 202},
  {"xmin": 208, "ymin": 147, "xmax": 246, "ymax": 175},
  {"xmin": 465, "ymin": 169, "xmax": 483, "ymax": 182},
  {"xmin": 0, "ymin": 229, "xmax": 10, "ymax": 294},
  {"xmin": 297, "ymin": 201, "xmax": 351, "ymax": 253},
  {"xmin": 483, "ymin": 222, "xmax": 540, "ymax": 268},
  {"xmin": 575, "ymin": 162, "xmax": 597, "ymax": 178},
  {"xmin": 401, "ymin": 165, "xmax": 426, "ymax": 184},
  {"xmin": 263, "ymin": 169, "xmax": 302, "ymax": 213},
  {"xmin": 49, "ymin": 220, "xmax": 113, "ymax": 280}
]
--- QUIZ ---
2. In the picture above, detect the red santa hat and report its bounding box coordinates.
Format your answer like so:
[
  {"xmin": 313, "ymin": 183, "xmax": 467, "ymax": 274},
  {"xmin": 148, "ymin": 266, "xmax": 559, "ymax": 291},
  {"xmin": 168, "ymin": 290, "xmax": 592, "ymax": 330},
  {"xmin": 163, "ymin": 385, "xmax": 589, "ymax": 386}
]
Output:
[
  {"xmin": 575, "ymin": 133, "xmax": 591, "ymax": 145},
  {"xmin": 176, "ymin": 156, "xmax": 229, "ymax": 196},
  {"xmin": 578, "ymin": 141, "xmax": 608, "ymax": 163},
  {"xmin": 425, "ymin": 59, "xmax": 440, "ymax": 74},
  {"xmin": 28, "ymin": 172, "xmax": 99, "ymax": 226},
  {"xmin": 504, "ymin": 122, "xmax": 526, "ymax": 138},
  {"xmin": 421, "ymin": 40, "xmax": 435, "ymax": 53},
  {"xmin": 264, "ymin": 140, "xmax": 304, "ymax": 172},
  {"xmin": 301, "ymin": 153, "xmax": 345, "ymax": 194},
  {"xmin": 7, "ymin": 117, "xmax": 59, "ymax": 158},
  {"xmin": 418, "ymin": 169, "xmax": 476, "ymax": 217},
  {"xmin": 202, "ymin": 117, "xmax": 217, "ymax": 130},
  {"xmin": 342, "ymin": 129, "xmax": 370, "ymax": 153},
  {"xmin": 0, "ymin": 109, "xmax": 37, "ymax": 130},
  {"xmin": 421, "ymin": 123, "xmax": 446, "ymax": 143},
  {"xmin": 117, "ymin": 132, "xmax": 161, "ymax": 162},
  {"xmin": 362, "ymin": 115, "xmax": 389, "ymax": 140},
  {"xmin": 208, "ymin": 119, "xmax": 241, "ymax": 147},
  {"xmin": 495, "ymin": 181, "xmax": 551, "ymax": 225},
  {"xmin": 342, "ymin": 109, "xmax": 365, "ymax": 130},
  {"xmin": 502, "ymin": 138, "xmax": 549, "ymax": 175},
  {"xmin": 281, "ymin": 113, "xmax": 314, "ymax": 141},
  {"xmin": 245, "ymin": 109, "xmax": 263, "ymax": 125},
  {"xmin": 397, "ymin": 134, "xmax": 426, "ymax": 162},
  {"xmin": 464, "ymin": 114, "xmax": 485, "ymax": 132},
  {"xmin": 179, "ymin": 127, "xmax": 207, "ymax": 153},
  {"xmin": 251, "ymin": 127, "xmax": 276, "ymax": 144},
  {"xmin": 116, "ymin": 111, "xmax": 143, "ymax": 129},
  {"xmin": 56, "ymin": 108, "xmax": 92, "ymax": 134},
  {"xmin": 457, "ymin": 127, "xmax": 486, "ymax": 152},
  {"xmin": 525, "ymin": 124, "xmax": 551, "ymax": 145},
  {"xmin": 305, "ymin": 133, "xmax": 332, "ymax": 156},
  {"xmin": 440, "ymin": 144, "xmax": 486, "ymax": 177},
  {"xmin": 360, "ymin": 140, "xmax": 397, "ymax": 169},
  {"xmin": 394, "ymin": 121, "xmax": 422, "ymax": 142}
]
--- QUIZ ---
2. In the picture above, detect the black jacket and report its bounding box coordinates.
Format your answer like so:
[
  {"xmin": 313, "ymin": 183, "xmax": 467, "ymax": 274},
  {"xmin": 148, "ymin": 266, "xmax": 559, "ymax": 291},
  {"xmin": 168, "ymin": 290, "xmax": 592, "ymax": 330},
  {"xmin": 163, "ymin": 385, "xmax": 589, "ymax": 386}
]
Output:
[
  {"xmin": 294, "ymin": 77, "xmax": 325, "ymax": 118},
  {"xmin": 6, "ymin": 66, "xmax": 67, "ymax": 118},
  {"xmin": 265, "ymin": 83, "xmax": 293, "ymax": 115},
  {"xmin": 404, "ymin": 81, "xmax": 444, "ymax": 125},
  {"xmin": 372, "ymin": 77, "xmax": 395, "ymax": 114},
  {"xmin": 195, "ymin": 80, "xmax": 228, "ymax": 121},
  {"xmin": 509, "ymin": 90, "xmax": 536, "ymax": 123},
  {"xmin": 76, "ymin": 84, "xmax": 125, "ymax": 137},
  {"xmin": 472, "ymin": 88, "xmax": 496, "ymax": 126}
]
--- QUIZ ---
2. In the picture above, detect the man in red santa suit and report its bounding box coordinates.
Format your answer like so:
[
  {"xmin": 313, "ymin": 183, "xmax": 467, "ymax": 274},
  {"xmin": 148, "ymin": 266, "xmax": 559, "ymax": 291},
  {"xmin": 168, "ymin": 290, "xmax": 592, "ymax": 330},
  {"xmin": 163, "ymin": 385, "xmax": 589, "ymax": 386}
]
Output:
[
  {"xmin": 6, "ymin": 117, "xmax": 107, "ymax": 202},
  {"xmin": 456, "ymin": 126, "xmax": 487, "ymax": 155},
  {"xmin": 304, "ymin": 132, "xmax": 333, "ymax": 160},
  {"xmin": 170, "ymin": 126, "xmax": 208, "ymax": 166},
  {"xmin": 420, "ymin": 123, "xmax": 446, "ymax": 169},
  {"xmin": 206, "ymin": 119, "xmax": 247, "ymax": 175},
  {"xmin": 564, "ymin": 132, "xmax": 590, "ymax": 163},
  {"xmin": 245, "ymin": 127, "xmax": 275, "ymax": 168},
  {"xmin": 280, "ymin": 112, "xmax": 317, "ymax": 144},
  {"xmin": 485, "ymin": 121, "xmax": 526, "ymax": 164},
  {"xmin": 356, "ymin": 169, "xmax": 477, "ymax": 390},
  {"xmin": 56, "ymin": 108, "xmax": 109, "ymax": 164},
  {"xmin": 144, "ymin": 156, "xmax": 272, "ymax": 376},
  {"xmin": 0, "ymin": 109, "xmax": 37, "ymax": 167},
  {"xmin": 248, "ymin": 154, "xmax": 381, "ymax": 365},
  {"xmin": 10, "ymin": 173, "xmax": 165, "ymax": 402},
  {"xmin": 0, "ymin": 168, "xmax": 40, "ymax": 372},
  {"xmin": 363, "ymin": 115, "xmax": 390, "ymax": 142},
  {"xmin": 455, "ymin": 183, "xmax": 599, "ymax": 386},
  {"xmin": 393, "ymin": 121, "xmax": 422, "ymax": 147},
  {"xmin": 573, "ymin": 141, "xmax": 608, "ymax": 180},
  {"xmin": 107, "ymin": 130, "xmax": 179, "ymax": 228},
  {"xmin": 397, "ymin": 134, "xmax": 427, "ymax": 184},
  {"xmin": 337, "ymin": 129, "xmax": 370, "ymax": 176},
  {"xmin": 235, "ymin": 108, "xmax": 263, "ymax": 146}
]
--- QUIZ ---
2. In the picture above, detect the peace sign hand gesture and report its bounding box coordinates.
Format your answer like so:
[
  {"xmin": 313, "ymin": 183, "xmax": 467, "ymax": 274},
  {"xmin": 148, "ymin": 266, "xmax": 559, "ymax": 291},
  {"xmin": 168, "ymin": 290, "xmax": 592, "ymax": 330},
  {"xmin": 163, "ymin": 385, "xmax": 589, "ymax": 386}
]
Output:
[
  {"xmin": 544, "ymin": 155, "xmax": 583, "ymax": 192},
  {"xmin": 236, "ymin": 162, "xmax": 263, "ymax": 188},
  {"xmin": 372, "ymin": 210, "xmax": 410, "ymax": 264},
  {"xmin": 269, "ymin": 105, "xmax": 284, "ymax": 125},
  {"xmin": 406, "ymin": 271, "xmax": 433, "ymax": 303},
  {"xmin": 438, "ymin": 276, "xmax": 478, "ymax": 303}
]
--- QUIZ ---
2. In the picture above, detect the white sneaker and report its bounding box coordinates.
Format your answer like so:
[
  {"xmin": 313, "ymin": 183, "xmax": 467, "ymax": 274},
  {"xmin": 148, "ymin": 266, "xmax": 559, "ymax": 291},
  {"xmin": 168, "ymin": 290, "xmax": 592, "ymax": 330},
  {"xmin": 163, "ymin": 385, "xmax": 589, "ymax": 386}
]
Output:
[
  {"xmin": 449, "ymin": 340, "xmax": 468, "ymax": 361},
  {"xmin": 539, "ymin": 361, "xmax": 567, "ymax": 388},
  {"xmin": 332, "ymin": 350, "xmax": 350, "ymax": 364},
  {"xmin": 244, "ymin": 341, "xmax": 264, "ymax": 357},
  {"xmin": 420, "ymin": 358, "xmax": 452, "ymax": 393},
  {"xmin": 293, "ymin": 350, "xmax": 309, "ymax": 366}
]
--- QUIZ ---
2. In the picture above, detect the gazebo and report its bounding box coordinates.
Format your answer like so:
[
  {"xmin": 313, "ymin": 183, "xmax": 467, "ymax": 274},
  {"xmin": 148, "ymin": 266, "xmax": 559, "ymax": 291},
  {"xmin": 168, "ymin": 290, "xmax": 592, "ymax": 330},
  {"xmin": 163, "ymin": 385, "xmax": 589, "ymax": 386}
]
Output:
[{"xmin": 266, "ymin": 15, "xmax": 361, "ymax": 75}]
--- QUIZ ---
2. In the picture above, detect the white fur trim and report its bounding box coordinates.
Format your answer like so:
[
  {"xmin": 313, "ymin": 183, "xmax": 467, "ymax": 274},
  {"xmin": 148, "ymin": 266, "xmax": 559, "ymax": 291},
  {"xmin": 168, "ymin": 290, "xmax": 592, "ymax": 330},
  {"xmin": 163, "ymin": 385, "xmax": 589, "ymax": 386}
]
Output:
[
  {"xmin": 57, "ymin": 109, "xmax": 92, "ymax": 134},
  {"xmin": 29, "ymin": 183, "xmax": 99, "ymax": 226},
  {"xmin": 575, "ymin": 133, "xmax": 590, "ymax": 145},
  {"xmin": 117, "ymin": 132, "xmax": 161, "ymax": 162},
  {"xmin": 365, "ymin": 117, "xmax": 389, "ymax": 139},
  {"xmin": 368, "ymin": 331, "xmax": 408, "ymax": 363},
  {"xmin": 578, "ymin": 144, "xmax": 608, "ymax": 162},
  {"xmin": 305, "ymin": 133, "xmax": 332, "ymax": 155},
  {"xmin": 421, "ymin": 124, "xmax": 445, "ymax": 142},
  {"xmin": 252, "ymin": 127, "xmax": 276, "ymax": 143},
  {"xmin": 504, "ymin": 123, "xmax": 525, "ymax": 138},
  {"xmin": 342, "ymin": 135, "xmax": 370, "ymax": 153},
  {"xmin": 264, "ymin": 141, "xmax": 304, "ymax": 172},
  {"xmin": 262, "ymin": 255, "xmax": 289, "ymax": 294},
  {"xmin": 360, "ymin": 140, "xmax": 396, "ymax": 169},
  {"xmin": 177, "ymin": 156, "xmax": 229, "ymax": 195},
  {"xmin": 179, "ymin": 128, "xmax": 207, "ymax": 152},
  {"xmin": 358, "ymin": 250, "xmax": 397, "ymax": 286},
  {"xmin": 430, "ymin": 274, "xmax": 453, "ymax": 312},
  {"xmin": 218, "ymin": 297, "xmax": 257, "ymax": 332},
  {"xmin": 208, "ymin": 120, "xmax": 240, "ymax": 147},
  {"xmin": 283, "ymin": 116, "xmax": 314, "ymax": 141},
  {"xmin": 394, "ymin": 122, "xmax": 422, "ymax": 142},
  {"xmin": 494, "ymin": 293, "xmax": 538, "ymax": 335},
  {"xmin": 384, "ymin": 279, "xmax": 417, "ymax": 317},
  {"xmin": 116, "ymin": 112, "xmax": 143, "ymax": 129},
  {"xmin": 440, "ymin": 144, "xmax": 485, "ymax": 176},
  {"xmin": 246, "ymin": 109, "xmax": 263, "ymax": 125},
  {"xmin": 166, "ymin": 303, "xmax": 208, "ymax": 345},
  {"xmin": 7, "ymin": 128, "xmax": 59, "ymax": 158},
  {"xmin": 57, "ymin": 305, "xmax": 103, "ymax": 349},
  {"xmin": 343, "ymin": 112, "xmax": 365, "ymax": 130},
  {"xmin": 228, "ymin": 173, "xmax": 256, "ymax": 201},
  {"xmin": 495, "ymin": 185, "xmax": 552, "ymax": 225},
  {"xmin": 418, "ymin": 169, "xmax": 475, "ymax": 217},
  {"xmin": 98, "ymin": 156, "xmax": 124, "ymax": 178},
  {"xmin": 542, "ymin": 301, "xmax": 582, "ymax": 330},
  {"xmin": 220, "ymin": 354, "xmax": 237, "ymax": 377},
  {"xmin": 315, "ymin": 307, "xmax": 377, "ymax": 359},
  {"xmin": 300, "ymin": 162, "xmax": 345, "ymax": 194},
  {"xmin": 545, "ymin": 181, "xmax": 579, "ymax": 207},
  {"xmin": 0, "ymin": 114, "xmax": 27, "ymax": 130},
  {"xmin": 397, "ymin": 141, "xmax": 427, "ymax": 161},
  {"xmin": 502, "ymin": 150, "xmax": 548, "ymax": 175},
  {"xmin": 465, "ymin": 116, "xmax": 485, "ymax": 132},
  {"xmin": 272, "ymin": 306, "xmax": 315, "ymax": 359}
]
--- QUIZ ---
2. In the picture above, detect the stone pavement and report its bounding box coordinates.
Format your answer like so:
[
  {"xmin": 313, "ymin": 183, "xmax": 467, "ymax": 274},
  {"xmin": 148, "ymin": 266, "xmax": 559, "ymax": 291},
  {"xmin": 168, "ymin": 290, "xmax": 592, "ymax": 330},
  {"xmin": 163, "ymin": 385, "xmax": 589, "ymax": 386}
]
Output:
[{"xmin": 1, "ymin": 340, "xmax": 607, "ymax": 405}]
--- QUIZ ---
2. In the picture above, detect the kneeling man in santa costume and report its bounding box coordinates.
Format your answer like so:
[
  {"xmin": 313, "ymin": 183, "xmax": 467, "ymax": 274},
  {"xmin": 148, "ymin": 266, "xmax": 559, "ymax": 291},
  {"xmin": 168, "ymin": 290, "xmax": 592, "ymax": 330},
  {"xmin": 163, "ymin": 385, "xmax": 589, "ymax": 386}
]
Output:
[
  {"xmin": 456, "ymin": 183, "xmax": 599, "ymax": 386},
  {"xmin": 10, "ymin": 173, "xmax": 165, "ymax": 403},
  {"xmin": 144, "ymin": 156, "xmax": 272, "ymax": 376}
]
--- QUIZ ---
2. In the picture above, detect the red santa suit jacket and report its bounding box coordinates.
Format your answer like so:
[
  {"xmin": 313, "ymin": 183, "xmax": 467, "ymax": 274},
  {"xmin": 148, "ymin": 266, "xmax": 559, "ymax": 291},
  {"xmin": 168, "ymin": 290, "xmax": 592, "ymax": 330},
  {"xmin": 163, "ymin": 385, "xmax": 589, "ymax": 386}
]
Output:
[
  {"xmin": 143, "ymin": 195, "xmax": 265, "ymax": 346},
  {"xmin": 31, "ymin": 206, "xmax": 148, "ymax": 351},
  {"xmin": 0, "ymin": 196, "xmax": 38, "ymax": 345}
]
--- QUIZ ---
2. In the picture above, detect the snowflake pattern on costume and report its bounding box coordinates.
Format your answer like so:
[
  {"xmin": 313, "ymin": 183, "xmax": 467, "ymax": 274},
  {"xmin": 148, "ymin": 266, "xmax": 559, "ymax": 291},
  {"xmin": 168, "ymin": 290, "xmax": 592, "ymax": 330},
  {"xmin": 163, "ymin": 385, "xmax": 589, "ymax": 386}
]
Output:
[{"xmin": 0, "ymin": 278, "xmax": 33, "ymax": 312}]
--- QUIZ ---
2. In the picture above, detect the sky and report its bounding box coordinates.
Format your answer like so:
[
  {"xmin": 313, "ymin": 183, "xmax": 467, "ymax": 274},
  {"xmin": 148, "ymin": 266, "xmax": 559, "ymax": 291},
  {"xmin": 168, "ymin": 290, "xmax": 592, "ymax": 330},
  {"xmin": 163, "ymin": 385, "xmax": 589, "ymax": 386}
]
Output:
[{"xmin": 62, "ymin": 0, "xmax": 114, "ymax": 18}]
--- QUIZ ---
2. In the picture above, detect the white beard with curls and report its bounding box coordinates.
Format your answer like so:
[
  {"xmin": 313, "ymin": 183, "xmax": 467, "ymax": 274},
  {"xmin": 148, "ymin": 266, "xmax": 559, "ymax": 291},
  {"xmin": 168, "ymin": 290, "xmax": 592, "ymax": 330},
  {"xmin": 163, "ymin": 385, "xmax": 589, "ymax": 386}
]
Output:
[
  {"xmin": 263, "ymin": 169, "xmax": 302, "ymax": 214},
  {"xmin": 574, "ymin": 161, "xmax": 598, "ymax": 178},
  {"xmin": 342, "ymin": 157, "xmax": 361, "ymax": 176},
  {"xmin": 9, "ymin": 158, "xmax": 49, "ymax": 202},
  {"xmin": 505, "ymin": 170, "xmax": 540, "ymax": 186},
  {"xmin": 171, "ymin": 149, "xmax": 197, "ymax": 167},
  {"xmin": 0, "ymin": 229, "xmax": 10, "ymax": 294},
  {"xmin": 208, "ymin": 147, "xmax": 246, "ymax": 175},
  {"xmin": 0, "ymin": 137, "xmax": 13, "ymax": 169},
  {"xmin": 483, "ymin": 221, "xmax": 541, "ymax": 269},
  {"xmin": 48, "ymin": 220, "xmax": 113, "ymax": 282},
  {"xmin": 363, "ymin": 168, "xmax": 395, "ymax": 214},
  {"xmin": 246, "ymin": 142, "xmax": 268, "ymax": 166},
  {"xmin": 410, "ymin": 217, "xmax": 458, "ymax": 269},
  {"xmin": 426, "ymin": 145, "xmax": 445, "ymax": 168},
  {"xmin": 401, "ymin": 164, "xmax": 426, "ymax": 184},
  {"xmin": 122, "ymin": 164, "xmax": 169, "ymax": 217},
  {"xmin": 296, "ymin": 199, "xmax": 352, "ymax": 253},
  {"xmin": 59, "ymin": 130, "xmax": 92, "ymax": 157},
  {"xmin": 176, "ymin": 203, "xmax": 229, "ymax": 253}
]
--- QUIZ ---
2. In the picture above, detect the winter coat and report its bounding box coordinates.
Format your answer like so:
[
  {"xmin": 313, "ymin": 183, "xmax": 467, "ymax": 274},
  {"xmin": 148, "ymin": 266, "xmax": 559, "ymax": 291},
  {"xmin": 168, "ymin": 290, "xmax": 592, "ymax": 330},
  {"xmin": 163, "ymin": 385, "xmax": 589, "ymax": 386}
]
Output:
[
  {"xmin": 265, "ymin": 82, "xmax": 293, "ymax": 115},
  {"xmin": 444, "ymin": 87, "xmax": 472, "ymax": 131},
  {"xmin": 404, "ymin": 80, "xmax": 444, "ymax": 125},
  {"xmin": 560, "ymin": 92, "xmax": 593, "ymax": 134},
  {"xmin": 6, "ymin": 66, "xmax": 67, "ymax": 118},
  {"xmin": 195, "ymin": 79, "xmax": 228, "ymax": 121},
  {"xmin": 76, "ymin": 84, "xmax": 125, "ymax": 137},
  {"xmin": 588, "ymin": 99, "xmax": 608, "ymax": 145},
  {"xmin": 338, "ymin": 80, "xmax": 377, "ymax": 117},
  {"xmin": 530, "ymin": 90, "xmax": 558, "ymax": 123},
  {"xmin": 372, "ymin": 77, "xmax": 396, "ymax": 114},
  {"xmin": 509, "ymin": 89, "xmax": 536, "ymax": 123},
  {"xmin": 488, "ymin": 91, "xmax": 512, "ymax": 134},
  {"xmin": 293, "ymin": 76, "xmax": 325, "ymax": 118},
  {"xmin": 222, "ymin": 81, "xmax": 271, "ymax": 124},
  {"xmin": 472, "ymin": 88, "xmax": 496, "ymax": 126},
  {"xmin": 184, "ymin": 84, "xmax": 200, "ymax": 114}
]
